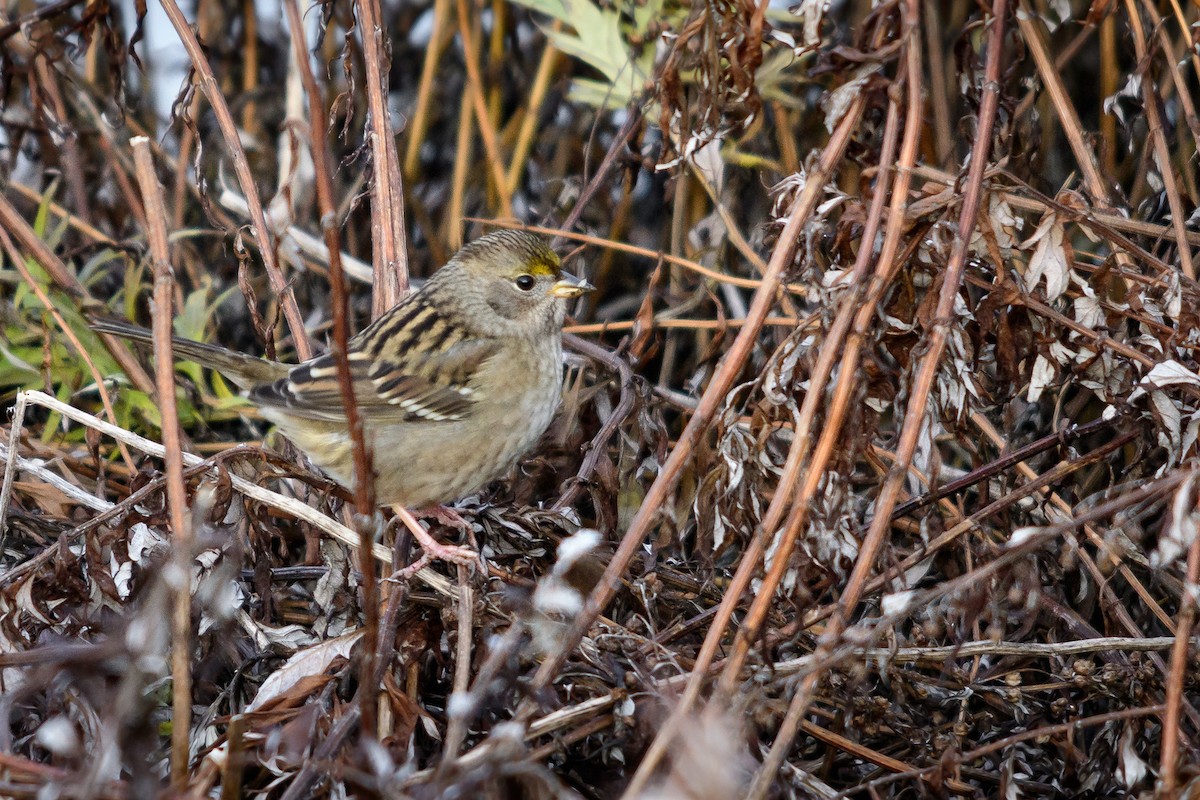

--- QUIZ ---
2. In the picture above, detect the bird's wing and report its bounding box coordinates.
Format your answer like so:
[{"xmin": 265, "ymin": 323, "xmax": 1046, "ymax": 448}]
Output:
[
  {"xmin": 89, "ymin": 317, "xmax": 291, "ymax": 388},
  {"xmin": 248, "ymin": 306, "xmax": 500, "ymax": 423}
]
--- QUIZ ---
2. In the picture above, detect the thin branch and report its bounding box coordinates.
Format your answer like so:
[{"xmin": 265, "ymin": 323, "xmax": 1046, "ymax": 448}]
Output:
[
  {"xmin": 154, "ymin": 0, "xmax": 313, "ymax": 358},
  {"xmin": 6, "ymin": 390, "xmax": 455, "ymax": 598},
  {"xmin": 130, "ymin": 137, "xmax": 193, "ymax": 789},
  {"xmin": 284, "ymin": 0, "xmax": 380, "ymax": 736},
  {"xmin": 1160, "ymin": 481, "xmax": 1200, "ymax": 792},
  {"xmin": 354, "ymin": 0, "xmax": 409, "ymax": 313},
  {"xmin": 745, "ymin": 3, "xmax": 1007, "ymax": 797}
]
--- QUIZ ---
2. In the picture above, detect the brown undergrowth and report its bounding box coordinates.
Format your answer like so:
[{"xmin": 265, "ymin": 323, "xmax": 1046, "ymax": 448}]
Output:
[{"xmin": 1, "ymin": 0, "xmax": 1199, "ymax": 797}]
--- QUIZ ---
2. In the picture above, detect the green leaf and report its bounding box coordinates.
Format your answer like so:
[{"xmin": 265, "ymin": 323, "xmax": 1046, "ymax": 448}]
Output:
[
  {"xmin": 630, "ymin": 0, "xmax": 664, "ymax": 35},
  {"xmin": 31, "ymin": 181, "xmax": 56, "ymax": 237},
  {"xmin": 176, "ymin": 282, "xmax": 238, "ymax": 342},
  {"xmin": 123, "ymin": 256, "xmax": 148, "ymax": 320},
  {"xmin": 209, "ymin": 369, "xmax": 239, "ymax": 400},
  {"xmin": 122, "ymin": 388, "xmax": 163, "ymax": 428},
  {"xmin": 79, "ymin": 248, "xmax": 131, "ymax": 289},
  {"xmin": 40, "ymin": 381, "xmax": 73, "ymax": 444},
  {"xmin": 176, "ymin": 285, "xmax": 214, "ymax": 341},
  {"xmin": 508, "ymin": 0, "xmax": 653, "ymax": 108}
]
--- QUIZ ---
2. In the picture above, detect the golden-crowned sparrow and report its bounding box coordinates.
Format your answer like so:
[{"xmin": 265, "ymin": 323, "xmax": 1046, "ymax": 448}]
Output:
[{"xmin": 93, "ymin": 230, "xmax": 592, "ymax": 563}]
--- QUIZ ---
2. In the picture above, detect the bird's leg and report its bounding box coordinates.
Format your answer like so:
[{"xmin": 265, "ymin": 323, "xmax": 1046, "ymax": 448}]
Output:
[
  {"xmin": 417, "ymin": 505, "xmax": 474, "ymax": 536},
  {"xmin": 392, "ymin": 505, "xmax": 477, "ymax": 566},
  {"xmin": 393, "ymin": 553, "xmax": 433, "ymax": 581},
  {"xmin": 418, "ymin": 505, "xmax": 482, "ymax": 561}
]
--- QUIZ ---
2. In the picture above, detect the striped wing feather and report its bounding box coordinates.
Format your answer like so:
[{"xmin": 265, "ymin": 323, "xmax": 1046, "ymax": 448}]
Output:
[{"xmin": 248, "ymin": 301, "xmax": 499, "ymax": 423}]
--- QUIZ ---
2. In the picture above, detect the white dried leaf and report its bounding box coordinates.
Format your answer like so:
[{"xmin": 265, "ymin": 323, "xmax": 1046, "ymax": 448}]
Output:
[
  {"xmin": 1133, "ymin": 333, "xmax": 1165, "ymax": 353},
  {"xmin": 1151, "ymin": 474, "xmax": 1197, "ymax": 568},
  {"xmin": 790, "ymin": 0, "xmax": 829, "ymax": 49},
  {"xmin": 1042, "ymin": 503, "xmax": 1071, "ymax": 526},
  {"xmin": 971, "ymin": 195, "xmax": 1023, "ymax": 255},
  {"xmin": 900, "ymin": 553, "xmax": 934, "ymax": 587},
  {"xmin": 938, "ymin": 328, "xmax": 981, "ymax": 416},
  {"xmin": 1049, "ymin": 342, "xmax": 1075, "ymax": 364},
  {"xmin": 712, "ymin": 512, "xmax": 728, "ymax": 551},
  {"xmin": 1005, "ymin": 774, "xmax": 1021, "ymax": 800},
  {"xmin": 1183, "ymin": 409, "xmax": 1200, "ymax": 458},
  {"xmin": 1030, "ymin": 0, "xmax": 1071, "ymax": 30},
  {"xmin": 421, "ymin": 713, "xmax": 442, "ymax": 740},
  {"xmin": 313, "ymin": 539, "xmax": 349, "ymax": 617},
  {"xmin": 247, "ymin": 630, "xmax": 362, "ymax": 712},
  {"xmin": 815, "ymin": 193, "xmax": 849, "ymax": 217},
  {"xmin": 195, "ymin": 549, "xmax": 220, "ymax": 570},
  {"xmin": 1104, "ymin": 75, "xmax": 1141, "ymax": 117},
  {"xmin": 1075, "ymin": 346, "xmax": 1129, "ymax": 401},
  {"xmin": 1028, "ymin": 354, "xmax": 1055, "ymax": 402},
  {"xmin": 0, "ymin": 627, "xmax": 27, "ymax": 693},
  {"xmin": 881, "ymin": 590, "xmax": 915, "ymax": 616},
  {"xmin": 1151, "ymin": 390, "xmax": 1182, "ymax": 458},
  {"xmin": 15, "ymin": 577, "xmax": 53, "ymax": 625},
  {"xmin": 1165, "ymin": 271, "xmax": 1183, "ymax": 321},
  {"xmin": 821, "ymin": 66, "xmax": 876, "ymax": 133},
  {"xmin": 1073, "ymin": 293, "xmax": 1105, "ymax": 329},
  {"xmin": 112, "ymin": 556, "xmax": 133, "ymax": 601},
  {"xmin": 1069, "ymin": 273, "xmax": 1107, "ymax": 330},
  {"xmin": 1129, "ymin": 359, "xmax": 1200, "ymax": 403},
  {"xmin": 1021, "ymin": 213, "xmax": 1070, "ymax": 301},
  {"xmin": 128, "ymin": 523, "xmax": 164, "ymax": 564},
  {"xmin": 990, "ymin": 195, "xmax": 1023, "ymax": 244},
  {"xmin": 689, "ymin": 137, "xmax": 725, "ymax": 194},
  {"xmin": 198, "ymin": 575, "xmax": 243, "ymax": 636},
  {"xmin": 1116, "ymin": 725, "xmax": 1149, "ymax": 787},
  {"xmin": 762, "ymin": 337, "xmax": 804, "ymax": 405},
  {"xmin": 770, "ymin": 171, "xmax": 808, "ymax": 219},
  {"xmin": 1146, "ymin": 167, "xmax": 1165, "ymax": 193},
  {"xmin": 821, "ymin": 268, "xmax": 850, "ymax": 287},
  {"xmin": 238, "ymin": 612, "xmax": 315, "ymax": 652},
  {"xmin": 953, "ymin": 292, "xmax": 974, "ymax": 320},
  {"xmin": 1008, "ymin": 527, "xmax": 1045, "ymax": 548},
  {"xmin": 769, "ymin": 28, "xmax": 795, "ymax": 48}
]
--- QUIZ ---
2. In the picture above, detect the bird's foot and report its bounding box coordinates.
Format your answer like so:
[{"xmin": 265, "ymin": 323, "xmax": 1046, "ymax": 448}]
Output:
[
  {"xmin": 416, "ymin": 504, "xmax": 474, "ymax": 535},
  {"xmin": 393, "ymin": 505, "xmax": 478, "ymax": 566}
]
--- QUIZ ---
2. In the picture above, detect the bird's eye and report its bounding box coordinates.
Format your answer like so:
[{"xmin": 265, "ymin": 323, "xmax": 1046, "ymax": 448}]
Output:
[{"xmin": 514, "ymin": 274, "xmax": 536, "ymax": 292}]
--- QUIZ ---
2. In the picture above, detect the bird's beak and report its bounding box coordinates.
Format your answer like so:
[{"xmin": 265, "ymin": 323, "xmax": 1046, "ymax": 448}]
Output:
[{"xmin": 548, "ymin": 271, "xmax": 595, "ymax": 299}]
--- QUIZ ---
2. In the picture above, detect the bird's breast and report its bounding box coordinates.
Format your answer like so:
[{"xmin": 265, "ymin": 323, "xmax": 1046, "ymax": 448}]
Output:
[{"xmin": 263, "ymin": 338, "xmax": 565, "ymax": 509}]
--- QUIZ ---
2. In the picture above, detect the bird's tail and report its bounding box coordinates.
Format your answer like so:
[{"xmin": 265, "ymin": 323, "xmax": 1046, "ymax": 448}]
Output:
[{"xmin": 90, "ymin": 318, "xmax": 289, "ymax": 389}]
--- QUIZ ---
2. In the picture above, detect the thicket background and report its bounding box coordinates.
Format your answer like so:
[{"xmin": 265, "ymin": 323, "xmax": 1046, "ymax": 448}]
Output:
[{"xmin": 2, "ymin": 0, "xmax": 1200, "ymax": 797}]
